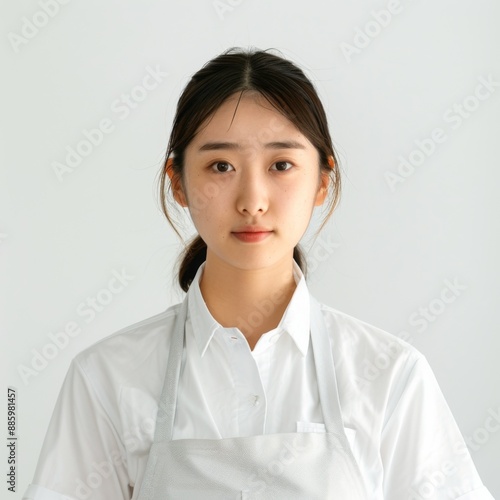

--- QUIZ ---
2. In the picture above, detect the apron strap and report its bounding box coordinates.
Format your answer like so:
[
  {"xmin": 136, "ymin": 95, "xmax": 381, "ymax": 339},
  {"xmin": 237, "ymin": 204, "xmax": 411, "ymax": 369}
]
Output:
[
  {"xmin": 153, "ymin": 294, "xmax": 189, "ymax": 442},
  {"xmin": 308, "ymin": 295, "xmax": 346, "ymax": 436},
  {"xmin": 309, "ymin": 295, "xmax": 362, "ymax": 475}
]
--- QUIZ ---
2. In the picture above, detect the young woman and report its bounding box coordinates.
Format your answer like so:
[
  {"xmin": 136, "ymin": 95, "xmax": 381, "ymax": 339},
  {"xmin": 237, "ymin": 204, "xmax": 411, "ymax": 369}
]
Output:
[{"xmin": 24, "ymin": 48, "xmax": 494, "ymax": 499}]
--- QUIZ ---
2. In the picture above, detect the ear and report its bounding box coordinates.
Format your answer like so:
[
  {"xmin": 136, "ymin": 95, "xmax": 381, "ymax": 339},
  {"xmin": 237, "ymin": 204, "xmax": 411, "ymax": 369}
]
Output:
[
  {"xmin": 166, "ymin": 157, "xmax": 188, "ymax": 207},
  {"xmin": 314, "ymin": 157, "xmax": 333, "ymax": 206}
]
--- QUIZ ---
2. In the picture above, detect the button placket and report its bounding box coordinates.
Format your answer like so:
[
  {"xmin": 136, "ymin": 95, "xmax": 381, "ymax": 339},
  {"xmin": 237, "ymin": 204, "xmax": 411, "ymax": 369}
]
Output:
[{"xmin": 224, "ymin": 330, "xmax": 266, "ymax": 435}]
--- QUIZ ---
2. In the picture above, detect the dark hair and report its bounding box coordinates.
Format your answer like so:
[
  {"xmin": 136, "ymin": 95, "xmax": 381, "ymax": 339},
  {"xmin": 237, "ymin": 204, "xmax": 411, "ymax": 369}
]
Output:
[{"xmin": 156, "ymin": 47, "xmax": 342, "ymax": 292}]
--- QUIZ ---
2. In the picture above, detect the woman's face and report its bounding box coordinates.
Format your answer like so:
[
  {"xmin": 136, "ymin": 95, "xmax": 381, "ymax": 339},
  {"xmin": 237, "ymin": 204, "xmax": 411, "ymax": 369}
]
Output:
[{"xmin": 175, "ymin": 91, "xmax": 329, "ymax": 272}]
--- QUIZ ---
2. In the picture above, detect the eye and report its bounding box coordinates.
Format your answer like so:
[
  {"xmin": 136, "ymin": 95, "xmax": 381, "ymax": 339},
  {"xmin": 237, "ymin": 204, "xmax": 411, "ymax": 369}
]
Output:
[
  {"xmin": 271, "ymin": 161, "xmax": 293, "ymax": 172},
  {"xmin": 210, "ymin": 161, "xmax": 234, "ymax": 173}
]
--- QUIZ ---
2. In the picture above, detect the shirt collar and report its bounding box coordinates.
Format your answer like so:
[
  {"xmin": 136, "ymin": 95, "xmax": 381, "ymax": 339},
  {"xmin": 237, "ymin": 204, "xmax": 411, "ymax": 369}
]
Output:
[{"xmin": 187, "ymin": 260, "xmax": 310, "ymax": 357}]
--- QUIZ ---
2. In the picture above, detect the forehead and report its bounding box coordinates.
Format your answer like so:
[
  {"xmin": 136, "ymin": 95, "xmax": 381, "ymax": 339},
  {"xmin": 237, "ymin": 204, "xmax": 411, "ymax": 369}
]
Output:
[{"xmin": 189, "ymin": 92, "xmax": 312, "ymax": 149}]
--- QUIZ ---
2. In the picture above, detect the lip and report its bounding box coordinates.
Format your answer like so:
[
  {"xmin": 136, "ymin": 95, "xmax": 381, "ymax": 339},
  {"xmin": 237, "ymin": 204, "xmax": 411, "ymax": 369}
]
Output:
[
  {"xmin": 231, "ymin": 231, "xmax": 272, "ymax": 243},
  {"xmin": 232, "ymin": 225, "xmax": 273, "ymax": 233}
]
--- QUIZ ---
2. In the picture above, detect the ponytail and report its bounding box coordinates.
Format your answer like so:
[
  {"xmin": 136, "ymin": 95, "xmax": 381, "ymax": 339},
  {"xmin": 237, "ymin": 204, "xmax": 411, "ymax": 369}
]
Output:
[{"xmin": 178, "ymin": 235, "xmax": 307, "ymax": 292}]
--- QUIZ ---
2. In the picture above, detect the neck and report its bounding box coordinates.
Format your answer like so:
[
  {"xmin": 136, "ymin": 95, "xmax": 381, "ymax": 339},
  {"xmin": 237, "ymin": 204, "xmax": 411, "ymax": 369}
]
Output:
[{"xmin": 198, "ymin": 251, "xmax": 298, "ymax": 350}]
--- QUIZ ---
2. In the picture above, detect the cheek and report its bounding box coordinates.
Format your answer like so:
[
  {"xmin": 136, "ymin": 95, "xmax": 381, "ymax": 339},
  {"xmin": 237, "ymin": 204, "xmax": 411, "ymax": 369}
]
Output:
[
  {"xmin": 186, "ymin": 186, "xmax": 220, "ymax": 218},
  {"xmin": 184, "ymin": 171, "xmax": 224, "ymax": 212},
  {"xmin": 280, "ymin": 184, "xmax": 313, "ymax": 212},
  {"xmin": 280, "ymin": 188, "xmax": 317, "ymax": 230},
  {"xmin": 189, "ymin": 194, "xmax": 225, "ymax": 229}
]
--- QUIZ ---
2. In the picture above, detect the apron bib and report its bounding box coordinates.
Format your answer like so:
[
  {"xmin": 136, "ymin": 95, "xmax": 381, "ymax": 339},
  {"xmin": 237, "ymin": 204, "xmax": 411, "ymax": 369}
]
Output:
[{"xmin": 137, "ymin": 293, "xmax": 367, "ymax": 499}]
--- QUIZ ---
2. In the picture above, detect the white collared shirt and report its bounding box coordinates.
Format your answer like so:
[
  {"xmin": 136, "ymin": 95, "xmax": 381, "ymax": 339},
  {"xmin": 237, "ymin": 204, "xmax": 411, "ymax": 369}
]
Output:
[
  {"xmin": 176, "ymin": 260, "xmax": 320, "ymax": 441},
  {"xmin": 23, "ymin": 261, "xmax": 494, "ymax": 499}
]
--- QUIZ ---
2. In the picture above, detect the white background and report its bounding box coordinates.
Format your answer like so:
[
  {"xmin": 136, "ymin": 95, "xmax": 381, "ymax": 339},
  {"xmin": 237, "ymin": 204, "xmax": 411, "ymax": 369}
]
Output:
[{"xmin": 2, "ymin": 0, "xmax": 499, "ymax": 497}]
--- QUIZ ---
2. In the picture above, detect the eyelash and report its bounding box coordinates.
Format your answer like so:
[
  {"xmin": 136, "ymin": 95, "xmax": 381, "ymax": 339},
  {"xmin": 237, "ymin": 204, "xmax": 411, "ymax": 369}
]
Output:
[{"xmin": 208, "ymin": 160, "xmax": 294, "ymax": 174}]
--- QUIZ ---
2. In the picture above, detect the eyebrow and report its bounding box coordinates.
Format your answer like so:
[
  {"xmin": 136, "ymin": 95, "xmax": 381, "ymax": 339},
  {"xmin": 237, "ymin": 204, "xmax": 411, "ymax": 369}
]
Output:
[{"xmin": 197, "ymin": 140, "xmax": 307, "ymax": 152}]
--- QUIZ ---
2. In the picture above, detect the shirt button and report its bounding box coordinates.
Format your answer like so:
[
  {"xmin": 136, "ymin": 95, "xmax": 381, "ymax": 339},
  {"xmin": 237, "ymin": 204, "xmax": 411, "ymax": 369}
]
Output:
[{"xmin": 252, "ymin": 395, "xmax": 260, "ymax": 406}]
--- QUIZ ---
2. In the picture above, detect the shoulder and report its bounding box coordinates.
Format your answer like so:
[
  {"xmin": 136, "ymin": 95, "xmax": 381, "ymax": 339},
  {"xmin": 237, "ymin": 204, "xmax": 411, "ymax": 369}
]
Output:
[
  {"xmin": 316, "ymin": 300, "xmax": 429, "ymax": 423},
  {"xmin": 67, "ymin": 302, "xmax": 183, "ymax": 418},
  {"xmin": 318, "ymin": 300, "xmax": 421, "ymax": 365},
  {"xmin": 74, "ymin": 302, "xmax": 181, "ymax": 369}
]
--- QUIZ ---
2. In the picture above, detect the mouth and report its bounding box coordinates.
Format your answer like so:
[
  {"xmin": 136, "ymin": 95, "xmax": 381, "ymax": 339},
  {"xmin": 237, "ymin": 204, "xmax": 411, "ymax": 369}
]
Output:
[{"xmin": 231, "ymin": 231, "xmax": 273, "ymax": 243}]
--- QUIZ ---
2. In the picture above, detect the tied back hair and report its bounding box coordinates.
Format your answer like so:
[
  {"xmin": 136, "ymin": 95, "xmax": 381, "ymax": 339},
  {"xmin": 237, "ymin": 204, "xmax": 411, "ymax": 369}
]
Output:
[{"xmin": 156, "ymin": 47, "xmax": 342, "ymax": 292}]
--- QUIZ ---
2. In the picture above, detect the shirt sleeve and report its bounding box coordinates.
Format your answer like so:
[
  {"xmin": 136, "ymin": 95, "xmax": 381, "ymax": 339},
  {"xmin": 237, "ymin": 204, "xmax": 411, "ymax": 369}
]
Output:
[
  {"xmin": 380, "ymin": 354, "xmax": 495, "ymax": 499},
  {"xmin": 22, "ymin": 357, "xmax": 131, "ymax": 500}
]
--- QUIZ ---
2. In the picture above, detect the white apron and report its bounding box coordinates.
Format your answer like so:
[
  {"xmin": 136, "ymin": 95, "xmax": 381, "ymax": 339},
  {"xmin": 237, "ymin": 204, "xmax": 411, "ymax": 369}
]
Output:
[{"xmin": 137, "ymin": 292, "xmax": 368, "ymax": 499}]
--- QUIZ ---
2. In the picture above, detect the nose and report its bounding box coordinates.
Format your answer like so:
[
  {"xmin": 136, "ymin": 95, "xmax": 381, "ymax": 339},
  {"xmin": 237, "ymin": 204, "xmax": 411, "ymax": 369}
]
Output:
[{"xmin": 235, "ymin": 168, "xmax": 269, "ymax": 216}]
